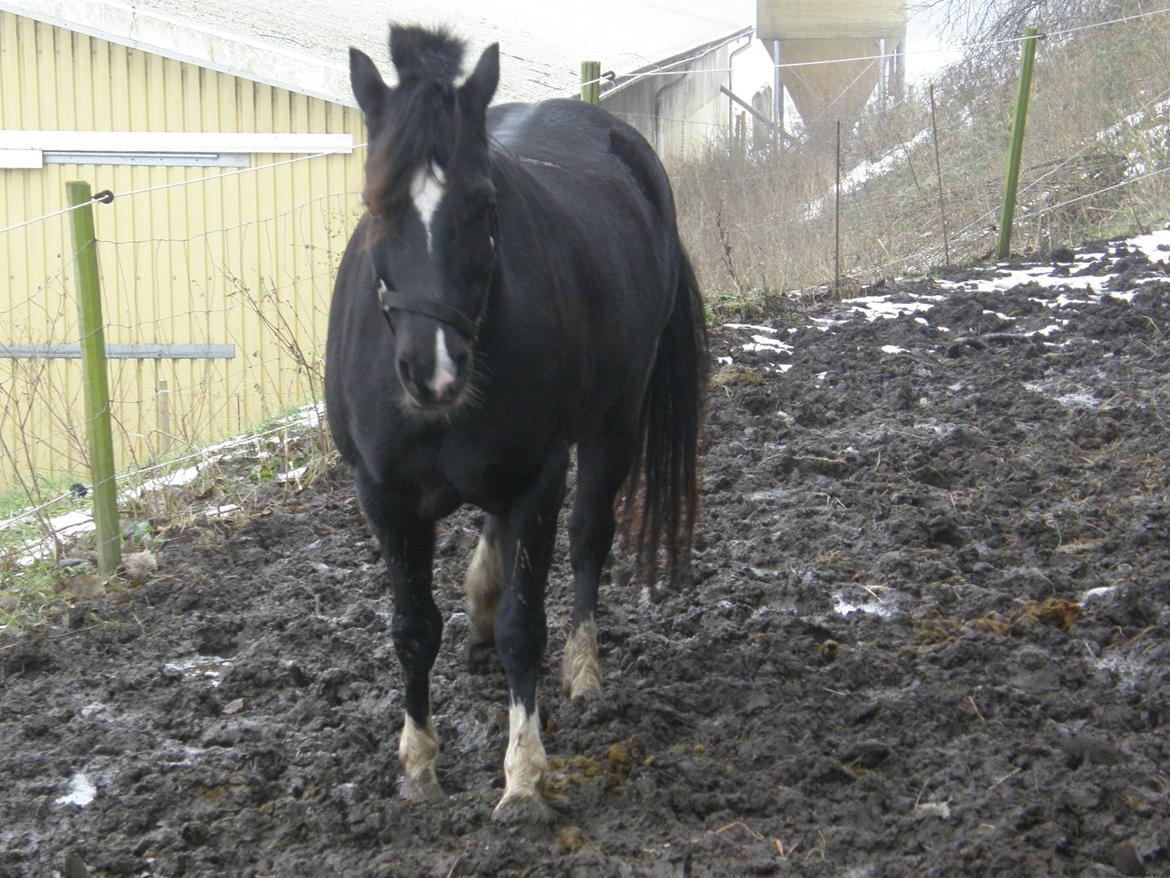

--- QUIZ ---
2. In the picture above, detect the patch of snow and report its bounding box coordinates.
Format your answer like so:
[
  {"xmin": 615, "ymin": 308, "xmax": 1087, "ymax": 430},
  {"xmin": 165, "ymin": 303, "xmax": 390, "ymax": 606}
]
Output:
[
  {"xmin": 743, "ymin": 334, "xmax": 793, "ymax": 353},
  {"xmin": 134, "ymin": 464, "xmax": 204, "ymax": 495},
  {"xmin": 1096, "ymin": 651, "xmax": 1152, "ymax": 689},
  {"xmin": 55, "ymin": 773, "xmax": 96, "ymax": 807},
  {"xmin": 937, "ymin": 270, "xmax": 1111, "ymax": 297},
  {"xmin": 806, "ymin": 130, "xmax": 932, "ymax": 218},
  {"xmin": 1081, "ymin": 585, "xmax": 1120, "ymax": 605},
  {"xmin": 164, "ymin": 656, "xmax": 233, "ymax": 687},
  {"xmin": 277, "ymin": 466, "xmax": 309, "ymax": 483},
  {"xmin": 914, "ymin": 801, "xmax": 952, "ymax": 820},
  {"xmin": 1129, "ymin": 227, "xmax": 1170, "ymax": 263},
  {"xmin": 1023, "ymin": 381, "xmax": 1101, "ymax": 409},
  {"xmin": 844, "ymin": 130, "xmax": 932, "ymax": 190},
  {"xmin": 844, "ymin": 296, "xmax": 937, "ymax": 321},
  {"xmin": 724, "ymin": 322, "xmax": 777, "ymax": 334},
  {"xmin": 880, "ymin": 344, "xmax": 907, "ymax": 354},
  {"xmin": 4, "ymin": 401, "xmax": 323, "ymax": 565},
  {"xmin": 1098, "ymin": 100, "xmax": 1170, "ymax": 141},
  {"xmin": 1026, "ymin": 323, "xmax": 1066, "ymax": 337},
  {"xmin": 833, "ymin": 591, "xmax": 897, "ymax": 618}
]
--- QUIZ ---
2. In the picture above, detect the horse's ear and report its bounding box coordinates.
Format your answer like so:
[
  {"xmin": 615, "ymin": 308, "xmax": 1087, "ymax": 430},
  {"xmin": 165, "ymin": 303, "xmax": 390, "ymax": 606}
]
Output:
[
  {"xmin": 350, "ymin": 48, "xmax": 389, "ymax": 131},
  {"xmin": 461, "ymin": 43, "xmax": 499, "ymax": 115}
]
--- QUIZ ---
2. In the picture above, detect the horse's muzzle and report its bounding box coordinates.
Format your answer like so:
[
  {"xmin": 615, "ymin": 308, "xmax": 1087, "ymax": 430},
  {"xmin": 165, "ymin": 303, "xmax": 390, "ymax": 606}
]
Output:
[{"xmin": 395, "ymin": 320, "xmax": 472, "ymax": 409}]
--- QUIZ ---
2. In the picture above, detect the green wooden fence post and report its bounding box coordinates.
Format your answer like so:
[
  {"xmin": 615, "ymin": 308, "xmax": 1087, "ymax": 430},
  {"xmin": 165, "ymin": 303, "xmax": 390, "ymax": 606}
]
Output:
[
  {"xmin": 580, "ymin": 61, "xmax": 601, "ymax": 105},
  {"xmin": 996, "ymin": 26, "xmax": 1039, "ymax": 259},
  {"xmin": 66, "ymin": 181, "xmax": 121, "ymax": 576}
]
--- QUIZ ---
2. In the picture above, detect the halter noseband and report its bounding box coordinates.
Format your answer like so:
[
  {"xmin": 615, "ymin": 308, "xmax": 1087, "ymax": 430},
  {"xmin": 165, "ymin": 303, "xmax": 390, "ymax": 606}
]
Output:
[
  {"xmin": 375, "ymin": 206, "xmax": 499, "ymax": 343},
  {"xmin": 378, "ymin": 281, "xmax": 483, "ymax": 341}
]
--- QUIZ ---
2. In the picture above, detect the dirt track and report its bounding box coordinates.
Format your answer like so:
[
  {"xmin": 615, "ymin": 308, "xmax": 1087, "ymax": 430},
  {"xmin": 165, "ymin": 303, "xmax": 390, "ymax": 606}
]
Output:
[{"xmin": 2, "ymin": 237, "xmax": 1168, "ymax": 877}]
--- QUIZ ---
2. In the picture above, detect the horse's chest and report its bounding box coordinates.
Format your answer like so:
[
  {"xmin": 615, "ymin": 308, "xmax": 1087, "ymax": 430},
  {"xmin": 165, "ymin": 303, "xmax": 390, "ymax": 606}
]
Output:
[{"xmin": 394, "ymin": 432, "xmax": 542, "ymax": 519}]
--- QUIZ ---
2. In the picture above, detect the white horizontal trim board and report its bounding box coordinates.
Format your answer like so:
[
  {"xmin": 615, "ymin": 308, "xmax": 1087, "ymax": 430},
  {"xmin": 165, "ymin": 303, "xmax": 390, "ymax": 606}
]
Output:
[
  {"xmin": 41, "ymin": 151, "xmax": 250, "ymax": 168},
  {"xmin": 0, "ymin": 148, "xmax": 41, "ymax": 168},
  {"xmin": 0, "ymin": 343, "xmax": 237, "ymax": 360},
  {"xmin": 0, "ymin": 131, "xmax": 353, "ymax": 155}
]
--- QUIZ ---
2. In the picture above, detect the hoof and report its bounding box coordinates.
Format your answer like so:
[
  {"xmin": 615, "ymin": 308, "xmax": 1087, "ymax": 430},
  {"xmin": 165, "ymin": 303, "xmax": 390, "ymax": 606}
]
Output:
[
  {"xmin": 561, "ymin": 620, "xmax": 602, "ymax": 699},
  {"xmin": 400, "ymin": 774, "xmax": 446, "ymax": 804},
  {"xmin": 492, "ymin": 791, "xmax": 556, "ymax": 825},
  {"xmin": 467, "ymin": 638, "xmax": 497, "ymax": 674},
  {"xmin": 564, "ymin": 665, "xmax": 602, "ymax": 700}
]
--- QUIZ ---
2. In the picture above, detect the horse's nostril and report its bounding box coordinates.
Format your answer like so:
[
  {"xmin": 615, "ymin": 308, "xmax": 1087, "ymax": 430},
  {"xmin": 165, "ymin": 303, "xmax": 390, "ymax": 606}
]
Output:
[
  {"xmin": 454, "ymin": 350, "xmax": 469, "ymax": 371},
  {"xmin": 397, "ymin": 357, "xmax": 414, "ymax": 385}
]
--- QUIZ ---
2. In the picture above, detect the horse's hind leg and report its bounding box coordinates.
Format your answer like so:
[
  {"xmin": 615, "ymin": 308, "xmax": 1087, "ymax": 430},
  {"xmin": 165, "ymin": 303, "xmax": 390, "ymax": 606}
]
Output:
[
  {"xmin": 355, "ymin": 471, "xmax": 444, "ymax": 803},
  {"xmin": 563, "ymin": 428, "xmax": 636, "ymax": 699},
  {"xmin": 463, "ymin": 515, "xmax": 503, "ymax": 672}
]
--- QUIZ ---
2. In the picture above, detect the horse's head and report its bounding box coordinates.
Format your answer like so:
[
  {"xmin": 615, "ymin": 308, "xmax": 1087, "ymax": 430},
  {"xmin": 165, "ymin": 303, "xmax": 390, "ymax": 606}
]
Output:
[{"xmin": 350, "ymin": 26, "xmax": 499, "ymax": 411}]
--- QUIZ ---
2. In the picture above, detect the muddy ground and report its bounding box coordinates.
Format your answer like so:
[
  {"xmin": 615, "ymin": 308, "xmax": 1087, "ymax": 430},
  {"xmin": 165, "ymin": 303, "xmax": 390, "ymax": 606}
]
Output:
[{"xmin": 2, "ymin": 238, "xmax": 1168, "ymax": 877}]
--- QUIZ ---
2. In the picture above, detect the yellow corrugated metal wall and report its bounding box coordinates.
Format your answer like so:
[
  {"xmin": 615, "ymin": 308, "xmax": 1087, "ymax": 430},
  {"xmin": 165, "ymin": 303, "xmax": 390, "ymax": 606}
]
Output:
[{"xmin": 0, "ymin": 10, "xmax": 366, "ymax": 493}]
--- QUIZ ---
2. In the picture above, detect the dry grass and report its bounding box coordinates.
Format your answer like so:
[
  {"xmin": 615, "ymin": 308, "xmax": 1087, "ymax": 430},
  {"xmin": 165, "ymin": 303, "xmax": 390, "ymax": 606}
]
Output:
[{"xmin": 671, "ymin": 6, "xmax": 1170, "ymax": 311}]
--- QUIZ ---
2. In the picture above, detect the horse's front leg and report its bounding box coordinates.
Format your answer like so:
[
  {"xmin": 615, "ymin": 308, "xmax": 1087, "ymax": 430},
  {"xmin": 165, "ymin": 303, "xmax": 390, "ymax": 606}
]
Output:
[
  {"xmin": 355, "ymin": 472, "xmax": 444, "ymax": 802},
  {"xmin": 491, "ymin": 449, "xmax": 568, "ymax": 824}
]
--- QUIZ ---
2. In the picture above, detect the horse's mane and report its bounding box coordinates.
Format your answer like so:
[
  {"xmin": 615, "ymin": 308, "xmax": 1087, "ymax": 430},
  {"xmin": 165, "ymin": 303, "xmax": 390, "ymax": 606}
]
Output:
[
  {"xmin": 363, "ymin": 26, "xmax": 467, "ymax": 226},
  {"xmin": 390, "ymin": 26, "xmax": 464, "ymax": 83}
]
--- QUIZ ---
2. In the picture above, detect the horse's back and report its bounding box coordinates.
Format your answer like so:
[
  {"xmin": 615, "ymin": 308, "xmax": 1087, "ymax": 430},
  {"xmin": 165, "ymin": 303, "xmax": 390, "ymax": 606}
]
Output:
[{"xmin": 489, "ymin": 100, "xmax": 678, "ymax": 231}]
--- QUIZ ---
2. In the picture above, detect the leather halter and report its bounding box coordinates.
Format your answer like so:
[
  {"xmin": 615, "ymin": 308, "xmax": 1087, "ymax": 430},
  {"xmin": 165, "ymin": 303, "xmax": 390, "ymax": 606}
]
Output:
[
  {"xmin": 378, "ymin": 281, "xmax": 482, "ymax": 341},
  {"xmin": 375, "ymin": 206, "xmax": 498, "ymax": 343}
]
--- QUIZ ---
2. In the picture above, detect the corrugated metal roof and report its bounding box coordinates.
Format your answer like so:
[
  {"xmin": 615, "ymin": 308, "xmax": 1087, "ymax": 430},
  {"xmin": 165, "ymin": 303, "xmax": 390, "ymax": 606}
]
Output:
[{"xmin": 1, "ymin": 0, "xmax": 754, "ymax": 106}]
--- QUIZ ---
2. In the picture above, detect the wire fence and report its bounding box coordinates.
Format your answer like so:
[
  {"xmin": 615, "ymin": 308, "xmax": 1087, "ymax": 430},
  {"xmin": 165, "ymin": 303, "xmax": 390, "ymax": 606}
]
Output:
[
  {"xmin": 0, "ymin": 153, "xmax": 362, "ymax": 524},
  {"xmin": 673, "ymin": 5, "xmax": 1170, "ymax": 299},
  {"xmin": 582, "ymin": 4, "xmax": 1170, "ymax": 90},
  {"xmin": 1, "ymin": 5, "xmax": 1169, "ymax": 553}
]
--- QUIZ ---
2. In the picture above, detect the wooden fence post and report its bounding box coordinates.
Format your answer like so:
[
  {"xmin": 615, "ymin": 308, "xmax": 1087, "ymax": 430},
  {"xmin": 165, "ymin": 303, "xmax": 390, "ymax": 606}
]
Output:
[
  {"xmin": 580, "ymin": 61, "xmax": 601, "ymax": 105},
  {"xmin": 996, "ymin": 26, "xmax": 1039, "ymax": 259},
  {"xmin": 929, "ymin": 84, "xmax": 951, "ymax": 266},
  {"xmin": 835, "ymin": 119, "xmax": 842, "ymax": 293},
  {"xmin": 66, "ymin": 181, "xmax": 121, "ymax": 576}
]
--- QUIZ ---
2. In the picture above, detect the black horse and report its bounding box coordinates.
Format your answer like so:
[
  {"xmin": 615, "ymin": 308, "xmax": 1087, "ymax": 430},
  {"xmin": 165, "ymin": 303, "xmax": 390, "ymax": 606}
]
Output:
[{"xmin": 326, "ymin": 24, "xmax": 706, "ymax": 822}]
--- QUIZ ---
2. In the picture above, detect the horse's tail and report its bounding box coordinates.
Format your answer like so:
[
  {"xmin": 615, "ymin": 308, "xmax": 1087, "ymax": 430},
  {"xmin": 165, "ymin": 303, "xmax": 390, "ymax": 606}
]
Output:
[{"xmin": 628, "ymin": 250, "xmax": 708, "ymax": 588}]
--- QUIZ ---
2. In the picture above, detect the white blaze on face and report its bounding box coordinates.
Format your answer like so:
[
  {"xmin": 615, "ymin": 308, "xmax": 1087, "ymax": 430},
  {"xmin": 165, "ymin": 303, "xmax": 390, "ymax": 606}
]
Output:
[
  {"xmin": 431, "ymin": 327, "xmax": 457, "ymax": 398},
  {"xmin": 410, "ymin": 163, "xmax": 446, "ymax": 254},
  {"xmin": 500, "ymin": 700, "xmax": 548, "ymax": 804},
  {"xmin": 406, "ymin": 163, "xmax": 457, "ymax": 399}
]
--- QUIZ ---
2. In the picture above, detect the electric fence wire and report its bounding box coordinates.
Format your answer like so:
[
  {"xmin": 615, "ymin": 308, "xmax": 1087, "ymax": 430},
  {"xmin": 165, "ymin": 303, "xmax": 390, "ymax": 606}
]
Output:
[
  {"xmin": 6, "ymin": 5, "xmax": 1169, "ymax": 234},
  {"xmin": 580, "ymin": 4, "xmax": 1170, "ymax": 88},
  {"xmin": 0, "ymin": 143, "xmax": 366, "ymax": 237}
]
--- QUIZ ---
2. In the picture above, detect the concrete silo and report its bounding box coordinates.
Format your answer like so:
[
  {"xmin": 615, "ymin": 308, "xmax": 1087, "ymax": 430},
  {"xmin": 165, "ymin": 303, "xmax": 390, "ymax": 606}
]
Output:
[{"xmin": 757, "ymin": 0, "xmax": 906, "ymax": 136}]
